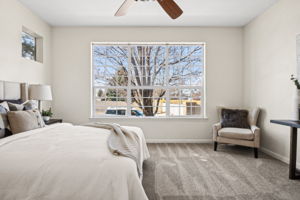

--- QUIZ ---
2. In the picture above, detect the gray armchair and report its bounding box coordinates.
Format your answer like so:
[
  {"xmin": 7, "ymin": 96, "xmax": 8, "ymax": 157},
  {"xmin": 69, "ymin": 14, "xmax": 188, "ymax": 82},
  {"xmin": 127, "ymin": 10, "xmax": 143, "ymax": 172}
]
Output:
[{"xmin": 213, "ymin": 107, "xmax": 261, "ymax": 158}]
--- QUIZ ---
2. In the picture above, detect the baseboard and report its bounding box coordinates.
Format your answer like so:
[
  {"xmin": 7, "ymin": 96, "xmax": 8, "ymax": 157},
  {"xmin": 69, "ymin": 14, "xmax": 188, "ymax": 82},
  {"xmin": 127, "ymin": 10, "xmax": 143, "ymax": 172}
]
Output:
[
  {"xmin": 260, "ymin": 147, "xmax": 300, "ymax": 169},
  {"xmin": 146, "ymin": 139, "xmax": 213, "ymax": 143}
]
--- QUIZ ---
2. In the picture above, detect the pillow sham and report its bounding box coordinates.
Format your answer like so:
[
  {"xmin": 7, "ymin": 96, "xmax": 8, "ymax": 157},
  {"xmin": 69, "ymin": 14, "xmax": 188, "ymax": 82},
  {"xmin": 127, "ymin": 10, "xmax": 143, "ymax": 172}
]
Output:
[
  {"xmin": 23, "ymin": 100, "xmax": 38, "ymax": 110},
  {"xmin": 7, "ymin": 102, "xmax": 24, "ymax": 111},
  {"xmin": 221, "ymin": 108, "xmax": 250, "ymax": 129},
  {"xmin": 0, "ymin": 101, "xmax": 10, "ymax": 111},
  {"xmin": 0, "ymin": 102, "xmax": 10, "ymax": 137},
  {"xmin": 7, "ymin": 110, "xmax": 45, "ymax": 134},
  {"xmin": 0, "ymin": 99, "xmax": 23, "ymax": 104},
  {"xmin": 7, "ymin": 100, "xmax": 38, "ymax": 111}
]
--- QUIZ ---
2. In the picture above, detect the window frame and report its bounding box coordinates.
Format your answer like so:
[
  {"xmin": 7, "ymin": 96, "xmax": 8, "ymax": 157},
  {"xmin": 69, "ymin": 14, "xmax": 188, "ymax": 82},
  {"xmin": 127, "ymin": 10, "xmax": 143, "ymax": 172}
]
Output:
[
  {"xmin": 21, "ymin": 26, "xmax": 44, "ymax": 63},
  {"xmin": 90, "ymin": 42, "xmax": 207, "ymax": 119}
]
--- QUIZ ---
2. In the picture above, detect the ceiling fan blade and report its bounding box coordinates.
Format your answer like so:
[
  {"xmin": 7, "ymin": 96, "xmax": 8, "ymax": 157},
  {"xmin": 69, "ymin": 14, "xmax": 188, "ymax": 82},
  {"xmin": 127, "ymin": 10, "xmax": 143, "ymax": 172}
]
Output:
[
  {"xmin": 115, "ymin": 0, "xmax": 135, "ymax": 16},
  {"xmin": 157, "ymin": 0, "xmax": 183, "ymax": 19}
]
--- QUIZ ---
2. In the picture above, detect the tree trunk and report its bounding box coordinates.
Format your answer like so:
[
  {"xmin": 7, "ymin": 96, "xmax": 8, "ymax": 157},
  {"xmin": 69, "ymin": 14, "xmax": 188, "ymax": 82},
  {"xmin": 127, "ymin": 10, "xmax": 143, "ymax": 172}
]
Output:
[{"xmin": 142, "ymin": 89, "xmax": 154, "ymax": 116}]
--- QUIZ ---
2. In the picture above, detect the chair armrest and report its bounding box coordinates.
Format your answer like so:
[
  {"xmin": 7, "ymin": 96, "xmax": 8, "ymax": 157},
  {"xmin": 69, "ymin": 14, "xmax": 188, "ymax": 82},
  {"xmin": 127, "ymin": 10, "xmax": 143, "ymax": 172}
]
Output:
[
  {"xmin": 213, "ymin": 122, "xmax": 222, "ymax": 141},
  {"xmin": 251, "ymin": 125, "xmax": 260, "ymax": 148}
]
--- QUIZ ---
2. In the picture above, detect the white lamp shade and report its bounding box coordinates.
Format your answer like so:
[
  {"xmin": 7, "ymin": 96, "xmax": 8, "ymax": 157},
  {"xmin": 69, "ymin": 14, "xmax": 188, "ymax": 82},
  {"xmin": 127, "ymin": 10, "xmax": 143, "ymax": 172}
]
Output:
[{"xmin": 29, "ymin": 84, "xmax": 52, "ymax": 101}]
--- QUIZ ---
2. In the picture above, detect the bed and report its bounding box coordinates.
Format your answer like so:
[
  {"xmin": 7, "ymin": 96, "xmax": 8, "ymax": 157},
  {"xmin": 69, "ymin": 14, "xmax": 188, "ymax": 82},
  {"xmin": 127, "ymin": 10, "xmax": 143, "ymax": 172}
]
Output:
[{"xmin": 0, "ymin": 81, "xmax": 150, "ymax": 200}]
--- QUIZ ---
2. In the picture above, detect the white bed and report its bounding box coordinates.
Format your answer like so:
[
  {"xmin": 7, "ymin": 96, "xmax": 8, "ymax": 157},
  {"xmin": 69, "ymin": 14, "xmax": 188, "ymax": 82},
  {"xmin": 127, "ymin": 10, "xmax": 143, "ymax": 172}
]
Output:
[
  {"xmin": 0, "ymin": 80, "xmax": 149, "ymax": 200},
  {"xmin": 0, "ymin": 123, "xmax": 150, "ymax": 200}
]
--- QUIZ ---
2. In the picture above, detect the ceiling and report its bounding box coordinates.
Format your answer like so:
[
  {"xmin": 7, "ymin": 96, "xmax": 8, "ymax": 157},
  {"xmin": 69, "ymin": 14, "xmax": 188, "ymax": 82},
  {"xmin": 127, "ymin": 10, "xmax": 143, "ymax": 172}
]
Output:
[{"xmin": 18, "ymin": 0, "xmax": 278, "ymax": 27}]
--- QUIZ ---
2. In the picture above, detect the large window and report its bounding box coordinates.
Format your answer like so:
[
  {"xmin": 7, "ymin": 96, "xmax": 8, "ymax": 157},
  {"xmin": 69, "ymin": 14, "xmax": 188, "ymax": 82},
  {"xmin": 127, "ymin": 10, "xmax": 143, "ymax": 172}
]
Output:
[{"xmin": 91, "ymin": 43, "xmax": 206, "ymax": 118}]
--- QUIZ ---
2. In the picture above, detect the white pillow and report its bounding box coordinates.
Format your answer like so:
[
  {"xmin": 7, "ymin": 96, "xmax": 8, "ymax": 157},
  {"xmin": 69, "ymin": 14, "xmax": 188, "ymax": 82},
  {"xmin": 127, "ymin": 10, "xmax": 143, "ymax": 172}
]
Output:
[{"xmin": 0, "ymin": 102, "xmax": 10, "ymax": 132}]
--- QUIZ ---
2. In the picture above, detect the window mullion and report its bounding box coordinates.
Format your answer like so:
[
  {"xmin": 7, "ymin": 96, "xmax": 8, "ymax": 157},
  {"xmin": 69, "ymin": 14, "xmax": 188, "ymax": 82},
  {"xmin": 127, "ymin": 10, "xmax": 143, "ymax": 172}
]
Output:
[
  {"xmin": 127, "ymin": 45, "xmax": 132, "ymax": 117},
  {"xmin": 165, "ymin": 45, "xmax": 170, "ymax": 117},
  {"xmin": 201, "ymin": 44, "xmax": 206, "ymax": 118}
]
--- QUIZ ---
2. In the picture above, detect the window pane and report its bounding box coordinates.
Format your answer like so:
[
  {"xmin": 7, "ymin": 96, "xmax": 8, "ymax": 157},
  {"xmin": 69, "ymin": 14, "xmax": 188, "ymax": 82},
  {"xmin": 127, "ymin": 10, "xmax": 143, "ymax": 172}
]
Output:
[
  {"xmin": 22, "ymin": 32, "xmax": 36, "ymax": 61},
  {"xmin": 130, "ymin": 106, "xmax": 166, "ymax": 117},
  {"xmin": 93, "ymin": 45, "xmax": 128, "ymax": 66},
  {"xmin": 168, "ymin": 46, "xmax": 203, "ymax": 63},
  {"xmin": 130, "ymin": 46, "xmax": 167, "ymax": 86},
  {"xmin": 169, "ymin": 107, "xmax": 181, "ymax": 116},
  {"xmin": 94, "ymin": 66, "xmax": 128, "ymax": 86},
  {"xmin": 130, "ymin": 89, "xmax": 166, "ymax": 116},
  {"xmin": 169, "ymin": 64, "xmax": 202, "ymax": 86},
  {"xmin": 168, "ymin": 46, "xmax": 203, "ymax": 86},
  {"xmin": 93, "ymin": 45, "xmax": 129, "ymax": 86},
  {"xmin": 186, "ymin": 107, "xmax": 201, "ymax": 116}
]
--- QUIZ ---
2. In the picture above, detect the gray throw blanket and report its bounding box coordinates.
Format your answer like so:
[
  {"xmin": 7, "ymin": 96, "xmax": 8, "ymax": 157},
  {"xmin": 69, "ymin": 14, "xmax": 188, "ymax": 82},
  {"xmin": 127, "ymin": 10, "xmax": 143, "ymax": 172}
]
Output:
[{"xmin": 84, "ymin": 123, "xmax": 143, "ymax": 177}]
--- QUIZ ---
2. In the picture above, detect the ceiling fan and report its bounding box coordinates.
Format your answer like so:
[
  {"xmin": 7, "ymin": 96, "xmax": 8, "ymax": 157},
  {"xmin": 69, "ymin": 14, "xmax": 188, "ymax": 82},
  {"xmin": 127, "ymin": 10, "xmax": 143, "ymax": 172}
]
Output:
[{"xmin": 115, "ymin": 0, "xmax": 183, "ymax": 19}]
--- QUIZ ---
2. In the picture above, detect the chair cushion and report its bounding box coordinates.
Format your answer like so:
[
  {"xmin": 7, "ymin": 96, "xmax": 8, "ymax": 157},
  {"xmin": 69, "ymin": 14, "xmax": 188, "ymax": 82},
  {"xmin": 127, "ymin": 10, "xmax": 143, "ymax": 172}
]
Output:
[{"xmin": 218, "ymin": 128, "xmax": 254, "ymax": 141}]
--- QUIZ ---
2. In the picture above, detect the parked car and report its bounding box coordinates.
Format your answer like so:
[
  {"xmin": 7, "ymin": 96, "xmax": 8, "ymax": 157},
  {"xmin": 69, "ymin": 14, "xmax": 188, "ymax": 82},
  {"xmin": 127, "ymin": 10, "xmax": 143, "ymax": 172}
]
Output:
[{"xmin": 105, "ymin": 107, "xmax": 144, "ymax": 117}]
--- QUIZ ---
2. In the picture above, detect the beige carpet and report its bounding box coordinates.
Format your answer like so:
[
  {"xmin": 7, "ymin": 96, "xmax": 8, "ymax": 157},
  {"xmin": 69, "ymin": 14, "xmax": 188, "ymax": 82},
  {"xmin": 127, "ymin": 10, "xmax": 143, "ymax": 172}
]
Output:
[{"xmin": 142, "ymin": 143, "xmax": 300, "ymax": 200}]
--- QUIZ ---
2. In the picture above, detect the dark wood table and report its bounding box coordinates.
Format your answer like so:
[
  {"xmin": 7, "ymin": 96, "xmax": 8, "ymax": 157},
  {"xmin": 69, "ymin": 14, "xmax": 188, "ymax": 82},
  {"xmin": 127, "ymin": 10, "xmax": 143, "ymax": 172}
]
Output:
[
  {"xmin": 45, "ymin": 119, "xmax": 63, "ymax": 125},
  {"xmin": 270, "ymin": 120, "xmax": 300, "ymax": 180}
]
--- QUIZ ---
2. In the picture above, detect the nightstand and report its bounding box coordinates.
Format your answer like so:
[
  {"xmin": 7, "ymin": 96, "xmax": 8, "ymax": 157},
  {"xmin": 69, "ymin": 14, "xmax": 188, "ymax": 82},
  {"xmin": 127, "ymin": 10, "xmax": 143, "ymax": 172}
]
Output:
[{"xmin": 45, "ymin": 119, "xmax": 63, "ymax": 125}]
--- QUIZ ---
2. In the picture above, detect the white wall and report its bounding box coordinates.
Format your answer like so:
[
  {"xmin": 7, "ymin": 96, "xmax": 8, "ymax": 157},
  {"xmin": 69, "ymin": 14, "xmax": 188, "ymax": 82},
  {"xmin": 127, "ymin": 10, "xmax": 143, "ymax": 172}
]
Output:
[
  {"xmin": 244, "ymin": 0, "xmax": 300, "ymax": 163},
  {"xmin": 1, "ymin": 0, "xmax": 299, "ymax": 164},
  {"xmin": 52, "ymin": 27, "xmax": 243, "ymax": 141},
  {"xmin": 0, "ymin": 0, "xmax": 52, "ymax": 85}
]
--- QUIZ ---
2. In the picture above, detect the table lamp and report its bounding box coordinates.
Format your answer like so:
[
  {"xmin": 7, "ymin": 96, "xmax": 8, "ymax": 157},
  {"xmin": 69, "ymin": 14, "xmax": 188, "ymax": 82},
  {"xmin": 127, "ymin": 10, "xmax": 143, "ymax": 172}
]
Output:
[{"xmin": 29, "ymin": 84, "xmax": 52, "ymax": 111}]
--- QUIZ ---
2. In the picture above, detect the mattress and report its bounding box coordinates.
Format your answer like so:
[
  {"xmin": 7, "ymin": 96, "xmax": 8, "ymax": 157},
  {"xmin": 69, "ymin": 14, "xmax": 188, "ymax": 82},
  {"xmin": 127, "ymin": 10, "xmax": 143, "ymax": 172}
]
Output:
[{"xmin": 0, "ymin": 123, "xmax": 149, "ymax": 200}]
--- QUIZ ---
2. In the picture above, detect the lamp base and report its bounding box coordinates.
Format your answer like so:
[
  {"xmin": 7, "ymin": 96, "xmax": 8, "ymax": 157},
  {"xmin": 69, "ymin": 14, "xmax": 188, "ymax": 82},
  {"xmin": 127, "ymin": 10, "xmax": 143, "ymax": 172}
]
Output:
[{"xmin": 38, "ymin": 100, "xmax": 42, "ymax": 112}]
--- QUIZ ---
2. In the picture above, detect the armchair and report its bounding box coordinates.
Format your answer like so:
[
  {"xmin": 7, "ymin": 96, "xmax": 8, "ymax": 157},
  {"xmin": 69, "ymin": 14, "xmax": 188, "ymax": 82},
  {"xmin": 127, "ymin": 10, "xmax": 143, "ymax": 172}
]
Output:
[{"xmin": 213, "ymin": 107, "xmax": 261, "ymax": 158}]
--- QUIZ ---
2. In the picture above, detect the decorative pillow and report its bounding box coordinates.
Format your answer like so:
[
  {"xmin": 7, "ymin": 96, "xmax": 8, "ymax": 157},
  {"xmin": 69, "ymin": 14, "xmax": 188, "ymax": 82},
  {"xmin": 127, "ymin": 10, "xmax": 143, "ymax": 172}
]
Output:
[
  {"xmin": 7, "ymin": 102, "xmax": 24, "ymax": 111},
  {"xmin": 23, "ymin": 100, "xmax": 38, "ymax": 110},
  {"xmin": 221, "ymin": 108, "xmax": 250, "ymax": 129},
  {"xmin": 0, "ymin": 102, "xmax": 10, "ymax": 137},
  {"xmin": 7, "ymin": 110, "xmax": 45, "ymax": 134},
  {"xmin": 7, "ymin": 100, "xmax": 38, "ymax": 111},
  {"xmin": 33, "ymin": 110, "xmax": 46, "ymax": 127}
]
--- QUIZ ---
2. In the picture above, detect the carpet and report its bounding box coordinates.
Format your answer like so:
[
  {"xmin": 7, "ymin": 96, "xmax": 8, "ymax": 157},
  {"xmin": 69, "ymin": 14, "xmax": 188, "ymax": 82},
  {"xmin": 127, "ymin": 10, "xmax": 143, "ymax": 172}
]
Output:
[{"xmin": 142, "ymin": 143, "xmax": 300, "ymax": 200}]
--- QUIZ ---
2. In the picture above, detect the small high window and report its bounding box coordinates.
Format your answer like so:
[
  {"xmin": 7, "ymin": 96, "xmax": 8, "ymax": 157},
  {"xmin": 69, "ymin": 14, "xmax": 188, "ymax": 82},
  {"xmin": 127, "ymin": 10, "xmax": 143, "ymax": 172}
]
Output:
[
  {"xmin": 22, "ymin": 32, "xmax": 36, "ymax": 61},
  {"xmin": 21, "ymin": 27, "xmax": 43, "ymax": 63}
]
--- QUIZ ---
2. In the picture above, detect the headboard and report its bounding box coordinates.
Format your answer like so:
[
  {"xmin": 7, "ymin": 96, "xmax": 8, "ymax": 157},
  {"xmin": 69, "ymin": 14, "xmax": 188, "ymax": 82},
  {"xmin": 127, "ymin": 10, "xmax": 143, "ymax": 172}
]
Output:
[{"xmin": 0, "ymin": 81, "xmax": 28, "ymax": 103}]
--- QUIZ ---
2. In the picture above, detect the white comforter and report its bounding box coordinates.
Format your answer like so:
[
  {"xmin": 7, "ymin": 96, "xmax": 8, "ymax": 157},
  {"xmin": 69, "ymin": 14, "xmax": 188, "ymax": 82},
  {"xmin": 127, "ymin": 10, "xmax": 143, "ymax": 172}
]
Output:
[{"xmin": 0, "ymin": 123, "xmax": 149, "ymax": 200}]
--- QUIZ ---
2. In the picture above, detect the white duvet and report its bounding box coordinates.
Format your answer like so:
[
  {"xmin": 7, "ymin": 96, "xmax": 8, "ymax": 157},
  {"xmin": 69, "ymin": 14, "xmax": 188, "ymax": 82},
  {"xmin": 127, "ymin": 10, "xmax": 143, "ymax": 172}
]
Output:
[{"xmin": 0, "ymin": 123, "xmax": 150, "ymax": 200}]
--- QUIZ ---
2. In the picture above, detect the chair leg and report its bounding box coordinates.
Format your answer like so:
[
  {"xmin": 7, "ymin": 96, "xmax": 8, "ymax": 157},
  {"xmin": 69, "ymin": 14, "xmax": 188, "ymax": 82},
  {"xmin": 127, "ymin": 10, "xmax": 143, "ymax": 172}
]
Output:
[
  {"xmin": 254, "ymin": 148, "xmax": 258, "ymax": 158},
  {"xmin": 214, "ymin": 142, "xmax": 218, "ymax": 151}
]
